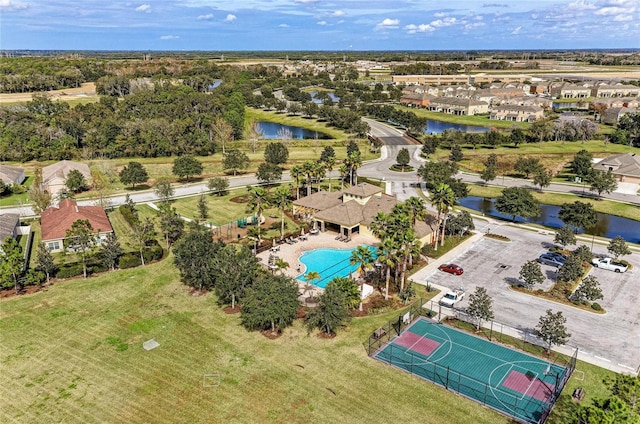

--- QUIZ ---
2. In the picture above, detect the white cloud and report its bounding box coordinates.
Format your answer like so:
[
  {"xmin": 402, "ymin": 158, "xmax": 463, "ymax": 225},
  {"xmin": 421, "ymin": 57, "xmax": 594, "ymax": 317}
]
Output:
[
  {"xmin": 135, "ymin": 4, "xmax": 150, "ymax": 13},
  {"xmin": 595, "ymin": 5, "xmax": 635, "ymax": 16},
  {"xmin": 465, "ymin": 22, "xmax": 485, "ymax": 29},
  {"xmin": 279, "ymin": 23, "xmax": 290, "ymax": 27},
  {"xmin": 376, "ymin": 18, "xmax": 400, "ymax": 30},
  {"xmin": 434, "ymin": 12, "xmax": 448, "ymax": 18},
  {"xmin": 567, "ymin": 0, "xmax": 596, "ymax": 11},
  {"xmin": 613, "ymin": 13, "xmax": 633, "ymax": 20},
  {"xmin": 197, "ymin": 13, "xmax": 214, "ymax": 20},
  {"xmin": 430, "ymin": 17, "xmax": 457, "ymax": 27},
  {"xmin": 0, "ymin": 0, "xmax": 28, "ymax": 11},
  {"xmin": 225, "ymin": 14, "xmax": 237, "ymax": 22},
  {"xmin": 405, "ymin": 23, "xmax": 435, "ymax": 34},
  {"xmin": 511, "ymin": 26, "xmax": 521, "ymax": 34},
  {"xmin": 317, "ymin": 20, "xmax": 327, "ymax": 25},
  {"xmin": 331, "ymin": 10, "xmax": 345, "ymax": 17},
  {"xmin": 160, "ymin": 35, "xmax": 179, "ymax": 40},
  {"xmin": 294, "ymin": 0, "xmax": 318, "ymax": 3}
]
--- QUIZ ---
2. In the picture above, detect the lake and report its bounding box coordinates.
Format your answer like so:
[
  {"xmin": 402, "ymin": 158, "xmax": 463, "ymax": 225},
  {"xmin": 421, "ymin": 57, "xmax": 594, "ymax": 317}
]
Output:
[
  {"xmin": 458, "ymin": 196, "xmax": 640, "ymax": 244},
  {"xmin": 310, "ymin": 91, "xmax": 340, "ymax": 104},
  {"xmin": 257, "ymin": 122, "xmax": 331, "ymax": 140},
  {"xmin": 424, "ymin": 120, "xmax": 489, "ymax": 134}
]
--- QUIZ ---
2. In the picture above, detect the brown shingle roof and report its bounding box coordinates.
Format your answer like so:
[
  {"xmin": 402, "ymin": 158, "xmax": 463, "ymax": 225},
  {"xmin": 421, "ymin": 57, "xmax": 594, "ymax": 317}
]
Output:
[
  {"xmin": 41, "ymin": 199, "xmax": 113, "ymax": 241},
  {"xmin": 314, "ymin": 201, "xmax": 365, "ymax": 227},
  {"xmin": 343, "ymin": 182, "xmax": 383, "ymax": 198},
  {"xmin": 292, "ymin": 190, "xmax": 343, "ymax": 211}
]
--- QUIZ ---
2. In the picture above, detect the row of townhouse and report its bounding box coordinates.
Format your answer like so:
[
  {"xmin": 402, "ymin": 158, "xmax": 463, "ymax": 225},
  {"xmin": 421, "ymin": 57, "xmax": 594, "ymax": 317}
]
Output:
[{"xmin": 531, "ymin": 81, "xmax": 640, "ymax": 99}]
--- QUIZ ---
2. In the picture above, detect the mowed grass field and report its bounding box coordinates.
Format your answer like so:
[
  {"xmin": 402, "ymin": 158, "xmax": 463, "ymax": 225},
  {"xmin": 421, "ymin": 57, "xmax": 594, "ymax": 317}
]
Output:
[{"xmin": 0, "ymin": 258, "xmax": 509, "ymax": 424}]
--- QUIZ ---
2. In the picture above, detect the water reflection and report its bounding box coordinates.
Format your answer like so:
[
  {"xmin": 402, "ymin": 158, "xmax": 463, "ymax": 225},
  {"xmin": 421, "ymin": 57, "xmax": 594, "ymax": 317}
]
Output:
[
  {"xmin": 424, "ymin": 120, "xmax": 489, "ymax": 134},
  {"xmin": 458, "ymin": 196, "xmax": 640, "ymax": 243},
  {"xmin": 257, "ymin": 122, "xmax": 331, "ymax": 140}
]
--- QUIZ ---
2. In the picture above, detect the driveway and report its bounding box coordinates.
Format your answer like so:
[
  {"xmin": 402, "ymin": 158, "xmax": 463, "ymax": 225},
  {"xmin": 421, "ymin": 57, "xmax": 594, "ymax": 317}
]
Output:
[{"xmin": 417, "ymin": 223, "xmax": 640, "ymax": 373}]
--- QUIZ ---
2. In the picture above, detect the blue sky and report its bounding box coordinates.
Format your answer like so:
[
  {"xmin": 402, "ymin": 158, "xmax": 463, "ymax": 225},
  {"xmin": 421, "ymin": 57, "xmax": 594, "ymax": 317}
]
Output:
[{"xmin": 1, "ymin": 0, "xmax": 638, "ymax": 50}]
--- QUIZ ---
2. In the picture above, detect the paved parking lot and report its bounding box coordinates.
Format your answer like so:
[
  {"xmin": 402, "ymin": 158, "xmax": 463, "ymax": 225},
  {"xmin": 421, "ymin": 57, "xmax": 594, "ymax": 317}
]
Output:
[{"xmin": 419, "ymin": 224, "xmax": 640, "ymax": 373}]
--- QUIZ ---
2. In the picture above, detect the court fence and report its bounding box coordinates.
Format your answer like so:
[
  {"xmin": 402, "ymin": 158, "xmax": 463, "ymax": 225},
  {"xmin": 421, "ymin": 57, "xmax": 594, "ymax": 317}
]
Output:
[
  {"xmin": 376, "ymin": 341, "xmax": 577, "ymax": 424},
  {"xmin": 365, "ymin": 298, "xmax": 435, "ymax": 356}
]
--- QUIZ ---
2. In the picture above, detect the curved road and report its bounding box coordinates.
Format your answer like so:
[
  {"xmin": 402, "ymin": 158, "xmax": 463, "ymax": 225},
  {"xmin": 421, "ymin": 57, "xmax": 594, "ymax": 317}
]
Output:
[{"xmin": 1, "ymin": 118, "xmax": 638, "ymax": 217}]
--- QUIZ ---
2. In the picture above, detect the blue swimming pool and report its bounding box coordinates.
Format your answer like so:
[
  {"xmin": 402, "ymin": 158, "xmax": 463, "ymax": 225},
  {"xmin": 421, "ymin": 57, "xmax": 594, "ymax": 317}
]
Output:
[{"xmin": 297, "ymin": 245, "xmax": 377, "ymax": 289}]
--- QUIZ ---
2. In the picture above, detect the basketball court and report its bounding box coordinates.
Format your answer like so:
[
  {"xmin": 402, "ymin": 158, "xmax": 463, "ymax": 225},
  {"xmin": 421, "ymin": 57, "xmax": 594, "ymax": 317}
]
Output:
[{"xmin": 373, "ymin": 317, "xmax": 575, "ymax": 424}]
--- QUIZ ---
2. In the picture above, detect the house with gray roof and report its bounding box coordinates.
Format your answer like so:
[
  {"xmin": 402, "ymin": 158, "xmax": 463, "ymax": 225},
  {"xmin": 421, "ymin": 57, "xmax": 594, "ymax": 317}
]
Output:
[
  {"xmin": 593, "ymin": 153, "xmax": 640, "ymax": 184},
  {"xmin": 0, "ymin": 165, "xmax": 26, "ymax": 186},
  {"xmin": 42, "ymin": 160, "xmax": 91, "ymax": 198},
  {"xmin": 0, "ymin": 213, "xmax": 20, "ymax": 243}
]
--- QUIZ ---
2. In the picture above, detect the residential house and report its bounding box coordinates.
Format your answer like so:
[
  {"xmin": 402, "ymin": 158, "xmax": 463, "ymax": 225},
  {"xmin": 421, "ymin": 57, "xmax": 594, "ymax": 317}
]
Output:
[
  {"xmin": 601, "ymin": 107, "xmax": 636, "ymax": 125},
  {"xmin": 550, "ymin": 83, "xmax": 592, "ymax": 99},
  {"xmin": 0, "ymin": 213, "xmax": 20, "ymax": 243},
  {"xmin": 490, "ymin": 105, "xmax": 545, "ymax": 122},
  {"xmin": 428, "ymin": 97, "xmax": 489, "ymax": 116},
  {"xmin": 591, "ymin": 84, "xmax": 640, "ymax": 98},
  {"xmin": 292, "ymin": 183, "xmax": 434, "ymax": 246},
  {"xmin": 399, "ymin": 92, "xmax": 434, "ymax": 107},
  {"xmin": 593, "ymin": 153, "xmax": 640, "ymax": 184},
  {"xmin": 0, "ymin": 164, "xmax": 26, "ymax": 186},
  {"xmin": 40, "ymin": 198, "xmax": 113, "ymax": 252},
  {"xmin": 42, "ymin": 160, "xmax": 91, "ymax": 198}
]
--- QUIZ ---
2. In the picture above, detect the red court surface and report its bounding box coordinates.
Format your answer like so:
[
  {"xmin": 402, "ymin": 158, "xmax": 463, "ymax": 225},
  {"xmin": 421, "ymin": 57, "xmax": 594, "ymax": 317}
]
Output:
[
  {"xmin": 503, "ymin": 370, "xmax": 555, "ymax": 402},
  {"xmin": 394, "ymin": 331, "xmax": 440, "ymax": 356}
]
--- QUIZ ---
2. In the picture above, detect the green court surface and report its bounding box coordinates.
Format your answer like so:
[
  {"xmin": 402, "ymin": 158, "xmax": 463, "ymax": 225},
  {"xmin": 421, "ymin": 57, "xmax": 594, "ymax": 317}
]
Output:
[{"xmin": 374, "ymin": 317, "xmax": 573, "ymax": 424}]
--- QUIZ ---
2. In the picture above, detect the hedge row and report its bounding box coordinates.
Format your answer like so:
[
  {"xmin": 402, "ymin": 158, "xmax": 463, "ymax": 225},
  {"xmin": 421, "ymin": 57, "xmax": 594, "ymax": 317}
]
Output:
[{"xmin": 119, "ymin": 204, "xmax": 139, "ymax": 228}]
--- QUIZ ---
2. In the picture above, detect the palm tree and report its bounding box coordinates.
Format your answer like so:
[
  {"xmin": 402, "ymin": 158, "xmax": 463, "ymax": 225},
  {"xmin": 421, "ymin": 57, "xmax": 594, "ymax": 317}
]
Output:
[
  {"xmin": 429, "ymin": 183, "xmax": 456, "ymax": 249},
  {"xmin": 377, "ymin": 238, "xmax": 398, "ymax": 300},
  {"xmin": 344, "ymin": 151, "xmax": 362, "ymax": 185},
  {"xmin": 302, "ymin": 161, "xmax": 316, "ymax": 196},
  {"xmin": 322, "ymin": 154, "xmax": 336, "ymax": 191},
  {"xmin": 271, "ymin": 185, "xmax": 292, "ymax": 240},
  {"xmin": 246, "ymin": 186, "xmax": 270, "ymax": 225},
  {"xmin": 274, "ymin": 258, "xmax": 289, "ymax": 275},
  {"xmin": 303, "ymin": 271, "xmax": 321, "ymax": 301},
  {"xmin": 338, "ymin": 163, "xmax": 349, "ymax": 190},
  {"xmin": 350, "ymin": 246, "xmax": 374, "ymax": 311},
  {"xmin": 312, "ymin": 162, "xmax": 326, "ymax": 191},
  {"xmin": 290, "ymin": 165, "xmax": 303, "ymax": 200},
  {"xmin": 405, "ymin": 196, "xmax": 426, "ymax": 227}
]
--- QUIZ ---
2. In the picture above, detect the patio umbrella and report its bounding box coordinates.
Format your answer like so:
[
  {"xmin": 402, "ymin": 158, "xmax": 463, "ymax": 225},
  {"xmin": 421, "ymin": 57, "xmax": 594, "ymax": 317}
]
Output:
[
  {"xmin": 272, "ymin": 238, "xmax": 276, "ymax": 247},
  {"xmin": 300, "ymin": 227, "xmax": 305, "ymax": 236}
]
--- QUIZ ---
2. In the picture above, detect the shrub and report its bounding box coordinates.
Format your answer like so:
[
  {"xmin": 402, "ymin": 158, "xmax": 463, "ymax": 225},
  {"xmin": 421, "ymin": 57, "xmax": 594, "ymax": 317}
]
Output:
[
  {"xmin": 118, "ymin": 204, "xmax": 139, "ymax": 228},
  {"xmin": 90, "ymin": 261, "xmax": 109, "ymax": 274},
  {"xmin": 56, "ymin": 264, "xmax": 84, "ymax": 279},
  {"xmin": 591, "ymin": 302, "xmax": 602, "ymax": 311},
  {"xmin": 142, "ymin": 243, "xmax": 164, "ymax": 263},
  {"xmin": 119, "ymin": 253, "xmax": 142, "ymax": 269}
]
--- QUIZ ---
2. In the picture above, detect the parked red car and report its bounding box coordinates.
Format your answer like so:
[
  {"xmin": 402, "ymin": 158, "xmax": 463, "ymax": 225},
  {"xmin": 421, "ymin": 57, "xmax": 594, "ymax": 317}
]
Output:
[{"xmin": 438, "ymin": 263, "xmax": 464, "ymax": 275}]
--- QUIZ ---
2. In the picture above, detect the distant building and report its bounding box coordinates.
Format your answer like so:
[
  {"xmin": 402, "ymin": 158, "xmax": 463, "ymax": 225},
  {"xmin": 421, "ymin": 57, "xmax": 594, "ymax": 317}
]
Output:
[
  {"xmin": 428, "ymin": 97, "xmax": 489, "ymax": 116},
  {"xmin": 490, "ymin": 105, "xmax": 545, "ymax": 122},
  {"xmin": 40, "ymin": 199, "xmax": 113, "ymax": 252},
  {"xmin": 601, "ymin": 107, "xmax": 636, "ymax": 125},
  {"xmin": 591, "ymin": 84, "xmax": 640, "ymax": 98},
  {"xmin": 593, "ymin": 153, "xmax": 640, "ymax": 184}
]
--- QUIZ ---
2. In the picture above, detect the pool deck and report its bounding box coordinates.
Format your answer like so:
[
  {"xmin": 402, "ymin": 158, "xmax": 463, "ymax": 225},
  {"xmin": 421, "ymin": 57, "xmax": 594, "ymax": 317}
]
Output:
[{"xmin": 257, "ymin": 231, "xmax": 378, "ymax": 295}]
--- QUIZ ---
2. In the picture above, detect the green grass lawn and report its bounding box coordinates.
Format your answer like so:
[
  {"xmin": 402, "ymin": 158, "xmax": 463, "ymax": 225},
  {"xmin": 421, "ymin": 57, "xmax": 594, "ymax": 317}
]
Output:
[
  {"xmin": 1, "ymin": 257, "xmax": 512, "ymax": 424},
  {"xmin": 395, "ymin": 105, "xmax": 528, "ymax": 130}
]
